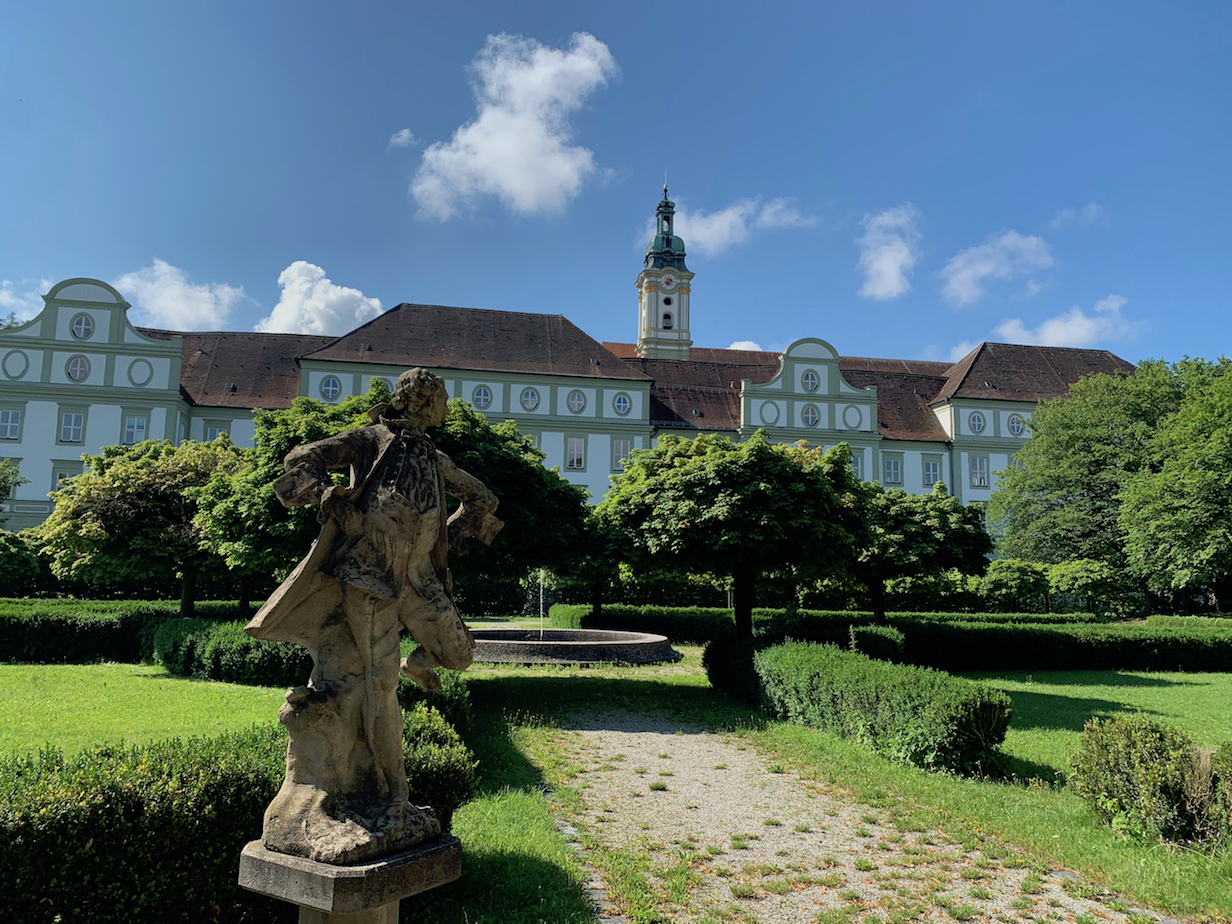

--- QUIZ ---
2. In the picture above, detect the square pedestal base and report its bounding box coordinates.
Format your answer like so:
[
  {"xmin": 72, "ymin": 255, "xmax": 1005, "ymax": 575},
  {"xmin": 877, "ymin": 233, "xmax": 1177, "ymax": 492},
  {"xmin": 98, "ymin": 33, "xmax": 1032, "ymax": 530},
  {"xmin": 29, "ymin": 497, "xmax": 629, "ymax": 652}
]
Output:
[{"xmin": 239, "ymin": 834, "xmax": 461, "ymax": 920}]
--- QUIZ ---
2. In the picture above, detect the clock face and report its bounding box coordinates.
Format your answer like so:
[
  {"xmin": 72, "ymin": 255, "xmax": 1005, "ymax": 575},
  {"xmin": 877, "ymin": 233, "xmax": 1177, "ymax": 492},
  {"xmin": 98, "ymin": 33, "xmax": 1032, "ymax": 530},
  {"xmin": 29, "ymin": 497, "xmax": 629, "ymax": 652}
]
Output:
[{"xmin": 661, "ymin": 273, "xmax": 677, "ymax": 290}]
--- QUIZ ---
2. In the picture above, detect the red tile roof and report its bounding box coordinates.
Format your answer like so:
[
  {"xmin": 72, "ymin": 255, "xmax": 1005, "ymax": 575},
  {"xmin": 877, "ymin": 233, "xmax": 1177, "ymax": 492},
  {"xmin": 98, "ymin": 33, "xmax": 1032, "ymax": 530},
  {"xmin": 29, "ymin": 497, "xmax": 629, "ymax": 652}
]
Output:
[
  {"xmin": 140, "ymin": 328, "xmax": 334, "ymax": 409},
  {"xmin": 304, "ymin": 304, "xmax": 648, "ymax": 381}
]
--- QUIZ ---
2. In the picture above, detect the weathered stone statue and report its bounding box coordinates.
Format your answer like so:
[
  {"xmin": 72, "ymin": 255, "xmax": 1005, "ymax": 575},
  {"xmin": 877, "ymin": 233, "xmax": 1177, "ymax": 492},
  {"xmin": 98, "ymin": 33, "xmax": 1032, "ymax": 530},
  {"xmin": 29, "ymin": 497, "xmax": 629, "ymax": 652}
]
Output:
[{"xmin": 245, "ymin": 368, "xmax": 502, "ymax": 865}]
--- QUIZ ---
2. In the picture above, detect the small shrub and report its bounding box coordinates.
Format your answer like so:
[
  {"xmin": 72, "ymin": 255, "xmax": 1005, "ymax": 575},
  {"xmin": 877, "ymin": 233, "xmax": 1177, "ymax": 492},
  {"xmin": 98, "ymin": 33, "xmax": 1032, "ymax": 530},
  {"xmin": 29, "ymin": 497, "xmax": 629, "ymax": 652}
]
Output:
[
  {"xmin": 755, "ymin": 641, "xmax": 1012, "ymax": 775},
  {"xmin": 396, "ymin": 668, "xmax": 472, "ymax": 732},
  {"xmin": 402, "ymin": 703, "xmax": 478, "ymax": 830},
  {"xmin": 702, "ymin": 629, "xmax": 765, "ymax": 702},
  {"xmin": 1071, "ymin": 714, "xmax": 1232, "ymax": 845},
  {"xmin": 848, "ymin": 623, "xmax": 905, "ymax": 662}
]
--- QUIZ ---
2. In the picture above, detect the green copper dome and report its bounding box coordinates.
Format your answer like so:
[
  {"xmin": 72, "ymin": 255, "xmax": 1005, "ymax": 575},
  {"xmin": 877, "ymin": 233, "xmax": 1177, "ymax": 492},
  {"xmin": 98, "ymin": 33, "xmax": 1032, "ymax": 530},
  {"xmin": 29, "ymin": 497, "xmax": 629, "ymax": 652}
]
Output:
[{"xmin": 645, "ymin": 187, "xmax": 689, "ymax": 271}]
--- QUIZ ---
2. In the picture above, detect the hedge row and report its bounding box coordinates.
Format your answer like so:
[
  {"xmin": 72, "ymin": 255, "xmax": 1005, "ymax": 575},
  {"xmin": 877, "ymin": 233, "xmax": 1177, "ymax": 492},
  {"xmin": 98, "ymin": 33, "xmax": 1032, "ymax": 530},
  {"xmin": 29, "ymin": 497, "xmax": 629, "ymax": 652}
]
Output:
[
  {"xmin": 755, "ymin": 641, "xmax": 1013, "ymax": 774},
  {"xmin": 0, "ymin": 600, "xmax": 252, "ymax": 665},
  {"xmin": 554, "ymin": 604, "xmax": 1232, "ymax": 672},
  {"xmin": 154, "ymin": 618, "xmax": 313, "ymax": 688},
  {"xmin": 0, "ymin": 708, "xmax": 477, "ymax": 924}
]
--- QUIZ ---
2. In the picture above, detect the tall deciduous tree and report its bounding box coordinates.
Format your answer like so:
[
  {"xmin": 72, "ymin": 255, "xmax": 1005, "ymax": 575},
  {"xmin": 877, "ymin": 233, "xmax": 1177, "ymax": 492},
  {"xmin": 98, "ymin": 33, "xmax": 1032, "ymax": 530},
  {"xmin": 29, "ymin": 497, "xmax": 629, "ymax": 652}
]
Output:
[
  {"xmin": 854, "ymin": 482, "xmax": 992, "ymax": 623},
  {"xmin": 36, "ymin": 438, "xmax": 245, "ymax": 614},
  {"xmin": 988, "ymin": 360, "xmax": 1214, "ymax": 566},
  {"xmin": 1119, "ymin": 368, "xmax": 1232, "ymax": 609},
  {"xmin": 194, "ymin": 380, "xmax": 591, "ymax": 605},
  {"xmin": 596, "ymin": 431, "xmax": 862, "ymax": 640}
]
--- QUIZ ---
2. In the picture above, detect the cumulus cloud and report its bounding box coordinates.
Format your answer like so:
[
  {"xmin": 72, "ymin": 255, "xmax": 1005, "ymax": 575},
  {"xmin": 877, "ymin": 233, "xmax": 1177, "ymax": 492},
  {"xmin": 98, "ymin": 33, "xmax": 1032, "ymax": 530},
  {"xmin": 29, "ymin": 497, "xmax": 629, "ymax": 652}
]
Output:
[
  {"xmin": 411, "ymin": 32, "xmax": 618, "ymax": 220},
  {"xmin": 114, "ymin": 260, "xmax": 245, "ymax": 330},
  {"xmin": 920, "ymin": 340, "xmax": 981, "ymax": 363},
  {"xmin": 0, "ymin": 277, "xmax": 53, "ymax": 322},
  {"xmin": 994, "ymin": 294, "xmax": 1140, "ymax": 347},
  {"xmin": 254, "ymin": 262, "xmax": 383, "ymax": 335},
  {"xmin": 1050, "ymin": 202, "xmax": 1105, "ymax": 229},
  {"xmin": 856, "ymin": 204, "xmax": 922, "ymax": 300},
  {"xmin": 388, "ymin": 128, "xmax": 420, "ymax": 149},
  {"xmin": 940, "ymin": 231, "xmax": 1054, "ymax": 307},
  {"xmin": 728, "ymin": 340, "xmax": 764, "ymax": 352},
  {"xmin": 642, "ymin": 196, "xmax": 817, "ymax": 258}
]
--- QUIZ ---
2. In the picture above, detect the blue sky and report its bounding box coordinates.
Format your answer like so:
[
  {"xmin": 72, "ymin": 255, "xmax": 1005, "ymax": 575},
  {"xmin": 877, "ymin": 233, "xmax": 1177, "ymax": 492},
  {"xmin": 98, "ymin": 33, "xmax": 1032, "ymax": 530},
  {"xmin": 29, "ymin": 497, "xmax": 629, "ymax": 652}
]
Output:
[{"xmin": 2, "ymin": 2, "xmax": 1228, "ymax": 365}]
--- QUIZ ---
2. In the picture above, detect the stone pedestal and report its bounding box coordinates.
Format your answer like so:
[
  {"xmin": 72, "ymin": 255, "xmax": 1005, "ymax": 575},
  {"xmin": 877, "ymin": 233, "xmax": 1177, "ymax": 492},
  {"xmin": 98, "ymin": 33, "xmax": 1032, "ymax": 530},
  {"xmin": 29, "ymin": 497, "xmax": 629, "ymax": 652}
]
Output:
[{"xmin": 239, "ymin": 834, "xmax": 461, "ymax": 923}]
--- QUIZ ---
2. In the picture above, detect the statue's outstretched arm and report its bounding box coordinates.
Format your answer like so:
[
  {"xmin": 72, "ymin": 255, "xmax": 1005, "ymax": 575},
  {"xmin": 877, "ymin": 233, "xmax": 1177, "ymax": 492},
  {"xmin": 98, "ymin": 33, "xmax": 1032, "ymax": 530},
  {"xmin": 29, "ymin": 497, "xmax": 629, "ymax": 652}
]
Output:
[{"xmin": 437, "ymin": 450, "xmax": 504, "ymax": 554}]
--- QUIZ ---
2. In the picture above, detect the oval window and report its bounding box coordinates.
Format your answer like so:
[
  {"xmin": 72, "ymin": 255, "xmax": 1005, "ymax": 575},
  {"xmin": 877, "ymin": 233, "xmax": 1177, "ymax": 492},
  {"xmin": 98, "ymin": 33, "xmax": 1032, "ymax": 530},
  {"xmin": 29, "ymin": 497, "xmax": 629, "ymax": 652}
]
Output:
[
  {"xmin": 801, "ymin": 404, "xmax": 820, "ymax": 427},
  {"xmin": 567, "ymin": 390, "xmax": 586, "ymax": 413},
  {"xmin": 67, "ymin": 355, "xmax": 91, "ymax": 382},
  {"xmin": 969, "ymin": 412, "xmax": 986, "ymax": 434},
  {"xmin": 801, "ymin": 370, "xmax": 819, "ymax": 393},
  {"xmin": 71, "ymin": 314, "xmax": 95, "ymax": 340},
  {"xmin": 613, "ymin": 393, "xmax": 632, "ymax": 416},
  {"xmin": 472, "ymin": 385, "xmax": 492, "ymax": 410},
  {"xmin": 320, "ymin": 376, "xmax": 342, "ymax": 401},
  {"xmin": 1008, "ymin": 414, "xmax": 1025, "ymax": 436},
  {"xmin": 520, "ymin": 387, "xmax": 540, "ymax": 411}
]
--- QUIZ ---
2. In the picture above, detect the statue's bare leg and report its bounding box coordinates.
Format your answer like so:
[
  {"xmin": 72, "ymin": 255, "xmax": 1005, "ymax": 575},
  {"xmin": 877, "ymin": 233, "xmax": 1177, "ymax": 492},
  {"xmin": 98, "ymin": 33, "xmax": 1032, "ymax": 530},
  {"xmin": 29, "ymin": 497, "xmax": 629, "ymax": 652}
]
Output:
[{"xmin": 399, "ymin": 598, "xmax": 475, "ymax": 691}]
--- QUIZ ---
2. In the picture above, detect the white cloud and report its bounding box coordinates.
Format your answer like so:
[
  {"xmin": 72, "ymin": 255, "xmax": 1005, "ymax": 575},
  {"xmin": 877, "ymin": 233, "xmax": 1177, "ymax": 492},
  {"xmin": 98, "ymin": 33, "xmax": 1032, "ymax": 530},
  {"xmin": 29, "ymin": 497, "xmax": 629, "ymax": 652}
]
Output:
[
  {"xmin": 0, "ymin": 277, "xmax": 53, "ymax": 321},
  {"xmin": 388, "ymin": 128, "xmax": 420, "ymax": 149},
  {"xmin": 920, "ymin": 340, "xmax": 981, "ymax": 363},
  {"xmin": 728, "ymin": 340, "xmax": 764, "ymax": 351},
  {"xmin": 410, "ymin": 32, "xmax": 618, "ymax": 220},
  {"xmin": 856, "ymin": 204, "xmax": 922, "ymax": 300},
  {"xmin": 114, "ymin": 260, "xmax": 245, "ymax": 330},
  {"xmin": 1050, "ymin": 202, "xmax": 1105, "ymax": 229},
  {"xmin": 940, "ymin": 230, "xmax": 1054, "ymax": 307},
  {"xmin": 947, "ymin": 340, "xmax": 981, "ymax": 362},
  {"xmin": 994, "ymin": 294, "xmax": 1140, "ymax": 348},
  {"xmin": 255, "ymin": 261, "xmax": 382, "ymax": 335},
  {"xmin": 641, "ymin": 196, "xmax": 817, "ymax": 258}
]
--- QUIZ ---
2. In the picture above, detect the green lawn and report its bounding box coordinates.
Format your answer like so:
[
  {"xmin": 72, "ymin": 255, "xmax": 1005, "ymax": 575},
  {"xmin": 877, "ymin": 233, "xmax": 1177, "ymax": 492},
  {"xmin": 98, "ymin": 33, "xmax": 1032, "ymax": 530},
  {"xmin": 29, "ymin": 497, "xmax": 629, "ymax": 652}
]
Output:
[
  {"xmin": 0, "ymin": 663, "xmax": 285, "ymax": 757},
  {"xmin": 4, "ymin": 653, "xmax": 1231, "ymax": 922},
  {"xmin": 967, "ymin": 669, "xmax": 1232, "ymax": 780}
]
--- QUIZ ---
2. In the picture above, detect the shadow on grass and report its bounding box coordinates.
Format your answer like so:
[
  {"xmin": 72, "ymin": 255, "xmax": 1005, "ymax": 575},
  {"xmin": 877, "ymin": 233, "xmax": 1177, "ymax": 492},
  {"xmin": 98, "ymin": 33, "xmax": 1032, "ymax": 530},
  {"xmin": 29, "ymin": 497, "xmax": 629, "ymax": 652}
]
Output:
[
  {"xmin": 966, "ymin": 670, "xmax": 1206, "ymax": 688},
  {"xmin": 399, "ymin": 850, "xmax": 594, "ymax": 924},
  {"xmin": 1004, "ymin": 688, "xmax": 1168, "ymax": 733}
]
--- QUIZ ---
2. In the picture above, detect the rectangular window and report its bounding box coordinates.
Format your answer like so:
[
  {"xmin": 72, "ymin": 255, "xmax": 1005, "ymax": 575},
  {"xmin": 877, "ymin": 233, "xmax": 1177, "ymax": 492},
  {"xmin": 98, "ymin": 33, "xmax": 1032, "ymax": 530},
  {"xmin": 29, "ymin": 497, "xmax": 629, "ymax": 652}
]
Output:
[
  {"xmin": 0, "ymin": 410, "xmax": 20, "ymax": 440},
  {"xmin": 177, "ymin": 414, "xmax": 187, "ymax": 445},
  {"xmin": 204, "ymin": 421, "xmax": 229, "ymax": 441},
  {"xmin": 923, "ymin": 460, "xmax": 940, "ymax": 486},
  {"xmin": 123, "ymin": 415, "xmax": 147, "ymax": 445},
  {"xmin": 850, "ymin": 454, "xmax": 862, "ymax": 481},
  {"xmin": 50, "ymin": 460, "xmax": 84, "ymax": 492},
  {"xmin": 883, "ymin": 458, "xmax": 902, "ymax": 485},
  {"xmin": 971, "ymin": 455, "xmax": 989, "ymax": 488},
  {"xmin": 566, "ymin": 437, "xmax": 585, "ymax": 470},
  {"xmin": 612, "ymin": 438, "xmax": 632, "ymax": 471},
  {"xmin": 60, "ymin": 413, "xmax": 84, "ymax": 443}
]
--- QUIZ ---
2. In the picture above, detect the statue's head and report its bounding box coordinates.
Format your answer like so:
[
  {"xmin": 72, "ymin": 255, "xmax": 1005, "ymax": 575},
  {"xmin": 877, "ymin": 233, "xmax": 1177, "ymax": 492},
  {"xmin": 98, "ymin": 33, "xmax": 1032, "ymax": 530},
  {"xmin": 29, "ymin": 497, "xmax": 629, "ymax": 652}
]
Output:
[{"xmin": 391, "ymin": 368, "xmax": 448, "ymax": 429}]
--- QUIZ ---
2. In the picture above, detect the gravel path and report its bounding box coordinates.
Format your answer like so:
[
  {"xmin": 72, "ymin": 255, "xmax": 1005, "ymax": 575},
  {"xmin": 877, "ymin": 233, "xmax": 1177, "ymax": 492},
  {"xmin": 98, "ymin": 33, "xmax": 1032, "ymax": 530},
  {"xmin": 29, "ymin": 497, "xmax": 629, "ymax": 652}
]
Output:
[{"xmin": 549, "ymin": 712, "xmax": 1180, "ymax": 924}]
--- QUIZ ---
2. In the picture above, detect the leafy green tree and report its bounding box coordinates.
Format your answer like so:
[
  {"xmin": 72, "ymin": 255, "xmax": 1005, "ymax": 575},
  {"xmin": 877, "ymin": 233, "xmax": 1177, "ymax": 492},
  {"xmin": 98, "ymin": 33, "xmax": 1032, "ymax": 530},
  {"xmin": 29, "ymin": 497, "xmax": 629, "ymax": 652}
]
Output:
[
  {"xmin": 596, "ymin": 431, "xmax": 862, "ymax": 640},
  {"xmin": 1119, "ymin": 369, "xmax": 1232, "ymax": 609},
  {"xmin": 0, "ymin": 459, "xmax": 29, "ymax": 526},
  {"xmin": 988, "ymin": 359, "xmax": 1222, "ymax": 567},
  {"xmin": 194, "ymin": 380, "xmax": 591, "ymax": 610},
  {"xmin": 976, "ymin": 559, "xmax": 1050, "ymax": 613},
  {"xmin": 0, "ymin": 530, "xmax": 41, "ymax": 595},
  {"xmin": 1046, "ymin": 558, "xmax": 1136, "ymax": 618},
  {"xmin": 35, "ymin": 438, "xmax": 245, "ymax": 614},
  {"xmin": 853, "ymin": 482, "xmax": 992, "ymax": 623}
]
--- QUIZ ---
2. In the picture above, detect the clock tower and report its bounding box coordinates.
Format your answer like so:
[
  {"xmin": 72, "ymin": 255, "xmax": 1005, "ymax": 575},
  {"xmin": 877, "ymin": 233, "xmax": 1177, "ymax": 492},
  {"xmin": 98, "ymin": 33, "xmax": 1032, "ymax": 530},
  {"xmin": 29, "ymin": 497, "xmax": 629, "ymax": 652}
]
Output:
[{"xmin": 636, "ymin": 186, "xmax": 694, "ymax": 360}]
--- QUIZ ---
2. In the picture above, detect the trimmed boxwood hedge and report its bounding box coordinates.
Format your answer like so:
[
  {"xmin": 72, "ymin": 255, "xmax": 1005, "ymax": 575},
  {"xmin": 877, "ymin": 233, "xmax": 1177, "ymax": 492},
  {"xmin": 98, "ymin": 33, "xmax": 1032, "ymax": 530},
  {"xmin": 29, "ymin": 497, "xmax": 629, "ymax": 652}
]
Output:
[
  {"xmin": 154, "ymin": 618, "xmax": 313, "ymax": 688},
  {"xmin": 0, "ymin": 708, "xmax": 477, "ymax": 923},
  {"xmin": 755, "ymin": 641, "xmax": 1013, "ymax": 774},
  {"xmin": 0, "ymin": 599, "xmax": 255, "ymax": 665},
  {"xmin": 556, "ymin": 604, "xmax": 1232, "ymax": 672}
]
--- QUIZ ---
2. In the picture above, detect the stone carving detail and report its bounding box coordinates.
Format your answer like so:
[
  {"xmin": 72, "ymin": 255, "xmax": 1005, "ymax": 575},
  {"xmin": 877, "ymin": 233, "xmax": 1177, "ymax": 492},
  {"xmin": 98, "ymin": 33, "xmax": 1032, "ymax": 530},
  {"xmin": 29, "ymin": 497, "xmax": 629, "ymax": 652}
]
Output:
[{"xmin": 246, "ymin": 368, "xmax": 502, "ymax": 865}]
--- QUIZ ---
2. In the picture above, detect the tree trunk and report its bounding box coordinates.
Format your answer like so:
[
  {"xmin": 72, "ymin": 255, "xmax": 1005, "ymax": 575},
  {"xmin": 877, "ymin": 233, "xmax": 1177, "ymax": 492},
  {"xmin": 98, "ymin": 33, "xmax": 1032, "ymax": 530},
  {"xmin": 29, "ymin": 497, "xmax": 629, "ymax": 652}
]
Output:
[
  {"xmin": 180, "ymin": 564, "xmax": 198, "ymax": 618},
  {"xmin": 869, "ymin": 578, "xmax": 888, "ymax": 626},
  {"xmin": 237, "ymin": 573, "xmax": 251, "ymax": 619},
  {"xmin": 732, "ymin": 562, "xmax": 757, "ymax": 641},
  {"xmin": 590, "ymin": 575, "xmax": 604, "ymax": 621}
]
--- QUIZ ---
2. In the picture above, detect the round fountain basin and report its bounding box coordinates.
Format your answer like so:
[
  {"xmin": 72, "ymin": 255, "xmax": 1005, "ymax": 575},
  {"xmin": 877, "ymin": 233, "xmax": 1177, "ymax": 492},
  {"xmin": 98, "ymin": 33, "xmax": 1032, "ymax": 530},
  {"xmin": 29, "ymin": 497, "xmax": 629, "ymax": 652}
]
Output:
[{"xmin": 470, "ymin": 628, "xmax": 681, "ymax": 665}]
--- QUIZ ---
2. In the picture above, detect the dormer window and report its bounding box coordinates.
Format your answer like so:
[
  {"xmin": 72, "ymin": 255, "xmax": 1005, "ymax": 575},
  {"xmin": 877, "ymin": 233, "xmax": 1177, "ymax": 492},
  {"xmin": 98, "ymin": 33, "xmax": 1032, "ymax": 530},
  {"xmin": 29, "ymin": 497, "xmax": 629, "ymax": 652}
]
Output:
[{"xmin": 662, "ymin": 313, "xmax": 673, "ymax": 330}]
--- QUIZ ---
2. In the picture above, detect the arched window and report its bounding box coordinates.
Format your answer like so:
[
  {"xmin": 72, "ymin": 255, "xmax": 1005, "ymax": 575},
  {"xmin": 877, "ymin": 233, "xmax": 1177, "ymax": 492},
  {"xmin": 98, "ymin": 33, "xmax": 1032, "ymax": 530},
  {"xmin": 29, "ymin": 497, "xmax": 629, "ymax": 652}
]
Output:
[{"xmin": 662, "ymin": 313, "xmax": 673, "ymax": 330}]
